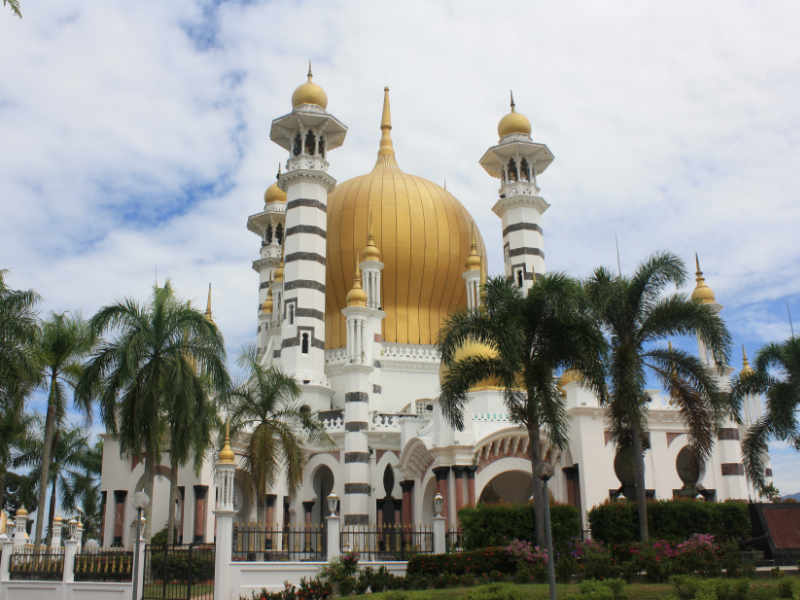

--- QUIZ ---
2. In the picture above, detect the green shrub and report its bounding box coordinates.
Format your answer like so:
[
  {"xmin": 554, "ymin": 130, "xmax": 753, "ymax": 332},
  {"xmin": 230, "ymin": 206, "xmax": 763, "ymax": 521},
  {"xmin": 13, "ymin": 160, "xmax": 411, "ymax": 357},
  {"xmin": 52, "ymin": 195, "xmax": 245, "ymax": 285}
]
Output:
[
  {"xmin": 407, "ymin": 547, "xmax": 515, "ymax": 577},
  {"xmin": 459, "ymin": 503, "xmax": 581, "ymax": 550},
  {"xmin": 588, "ymin": 500, "xmax": 750, "ymax": 545},
  {"xmin": 777, "ymin": 578, "xmax": 794, "ymax": 598},
  {"xmin": 566, "ymin": 578, "xmax": 625, "ymax": 600}
]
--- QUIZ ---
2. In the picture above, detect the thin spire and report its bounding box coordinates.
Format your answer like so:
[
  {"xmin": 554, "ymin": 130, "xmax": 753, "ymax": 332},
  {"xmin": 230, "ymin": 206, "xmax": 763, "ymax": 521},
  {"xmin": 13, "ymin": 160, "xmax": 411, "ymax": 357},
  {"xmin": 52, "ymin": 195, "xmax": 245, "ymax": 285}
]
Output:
[
  {"xmin": 375, "ymin": 86, "xmax": 398, "ymax": 168},
  {"xmin": 510, "ymin": 90, "xmax": 516, "ymax": 112},
  {"xmin": 307, "ymin": 60, "xmax": 313, "ymax": 80},
  {"xmin": 742, "ymin": 345, "xmax": 750, "ymax": 368},
  {"xmin": 205, "ymin": 282, "xmax": 214, "ymax": 322},
  {"xmin": 277, "ymin": 162, "xmax": 282, "ymax": 178}
]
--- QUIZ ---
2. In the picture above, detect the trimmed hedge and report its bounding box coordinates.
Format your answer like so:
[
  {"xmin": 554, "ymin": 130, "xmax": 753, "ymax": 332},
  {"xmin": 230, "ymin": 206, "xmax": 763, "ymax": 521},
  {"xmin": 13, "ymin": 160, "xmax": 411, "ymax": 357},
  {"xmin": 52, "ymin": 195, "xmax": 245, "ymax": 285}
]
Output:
[
  {"xmin": 588, "ymin": 500, "xmax": 751, "ymax": 545},
  {"xmin": 407, "ymin": 547, "xmax": 516, "ymax": 577},
  {"xmin": 458, "ymin": 503, "xmax": 581, "ymax": 550}
]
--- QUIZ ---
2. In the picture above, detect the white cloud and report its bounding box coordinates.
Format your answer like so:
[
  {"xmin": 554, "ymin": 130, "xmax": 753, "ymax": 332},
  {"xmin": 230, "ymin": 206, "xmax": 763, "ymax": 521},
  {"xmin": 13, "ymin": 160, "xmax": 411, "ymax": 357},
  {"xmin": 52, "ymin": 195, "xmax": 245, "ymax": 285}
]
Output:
[{"xmin": 2, "ymin": 0, "xmax": 800, "ymax": 482}]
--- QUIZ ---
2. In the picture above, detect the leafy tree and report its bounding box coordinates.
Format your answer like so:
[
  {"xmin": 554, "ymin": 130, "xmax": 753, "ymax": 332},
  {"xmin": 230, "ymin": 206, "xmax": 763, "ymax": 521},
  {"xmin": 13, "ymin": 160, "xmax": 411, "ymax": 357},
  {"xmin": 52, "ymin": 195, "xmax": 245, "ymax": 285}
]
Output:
[
  {"xmin": 227, "ymin": 346, "xmax": 328, "ymax": 521},
  {"xmin": 438, "ymin": 274, "xmax": 607, "ymax": 547},
  {"xmin": 3, "ymin": 0, "xmax": 21, "ymax": 18},
  {"xmin": 78, "ymin": 282, "xmax": 229, "ymax": 539},
  {"xmin": 0, "ymin": 270, "xmax": 40, "ymax": 510},
  {"xmin": 32, "ymin": 313, "xmax": 95, "ymax": 547},
  {"xmin": 731, "ymin": 337, "xmax": 800, "ymax": 494},
  {"xmin": 585, "ymin": 252, "xmax": 731, "ymax": 542},
  {"xmin": 63, "ymin": 439, "xmax": 103, "ymax": 542}
]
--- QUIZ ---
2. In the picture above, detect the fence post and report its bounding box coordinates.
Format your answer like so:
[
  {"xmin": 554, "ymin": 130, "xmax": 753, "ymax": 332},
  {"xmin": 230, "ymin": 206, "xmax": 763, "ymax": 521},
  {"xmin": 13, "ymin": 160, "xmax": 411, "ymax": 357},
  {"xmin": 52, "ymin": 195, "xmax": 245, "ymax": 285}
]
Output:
[
  {"xmin": 214, "ymin": 423, "xmax": 236, "ymax": 600},
  {"xmin": 326, "ymin": 514, "xmax": 340, "ymax": 562},
  {"xmin": 135, "ymin": 534, "xmax": 146, "ymax": 600},
  {"xmin": 432, "ymin": 516, "xmax": 446, "ymax": 555},
  {"xmin": 0, "ymin": 534, "xmax": 12, "ymax": 582},
  {"xmin": 63, "ymin": 538, "xmax": 78, "ymax": 583}
]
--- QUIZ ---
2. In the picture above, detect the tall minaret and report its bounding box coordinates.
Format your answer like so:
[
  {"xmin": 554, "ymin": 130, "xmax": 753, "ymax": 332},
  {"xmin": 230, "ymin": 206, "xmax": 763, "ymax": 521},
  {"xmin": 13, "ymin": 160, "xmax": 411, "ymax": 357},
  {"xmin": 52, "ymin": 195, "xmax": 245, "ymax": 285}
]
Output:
[
  {"xmin": 480, "ymin": 92, "xmax": 553, "ymax": 295},
  {"xmin": 248, "ymin": 167, "xmax": 287, "ymax": 357},
  {"xmin": 269, "ymin": 65, "xmax": 347, "ymax": 404}
]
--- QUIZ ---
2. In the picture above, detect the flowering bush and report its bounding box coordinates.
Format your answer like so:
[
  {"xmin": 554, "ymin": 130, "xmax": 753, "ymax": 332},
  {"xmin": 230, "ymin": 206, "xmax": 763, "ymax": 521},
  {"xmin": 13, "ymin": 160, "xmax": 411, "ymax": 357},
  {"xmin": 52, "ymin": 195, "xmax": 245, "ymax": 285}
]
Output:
[
  {"xmin": 407, "ymin": 547, "xmax": 515, "ymax": 577},
  {"xmin": 243, "ymin": 578, "xmax": 332, "ymax": 600}
]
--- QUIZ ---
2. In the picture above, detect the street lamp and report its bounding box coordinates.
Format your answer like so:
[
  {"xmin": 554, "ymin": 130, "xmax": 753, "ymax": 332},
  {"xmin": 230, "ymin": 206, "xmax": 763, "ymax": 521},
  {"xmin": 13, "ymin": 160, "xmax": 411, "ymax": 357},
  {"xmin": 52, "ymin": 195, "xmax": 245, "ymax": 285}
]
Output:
[
  {"xmin": 433, "ymin": 492, "xmax": 443, "ymax": 517},
  {"xmin": 327, "ymin": 492, "xmax": 338, "ymax": 517},
  {"xmin": 536, "ymin": 463, "xmax": 556, "ymax": 600},
  {"xmin": 131, "ymin": 490, "xmax": 149, "ymax": 600}
]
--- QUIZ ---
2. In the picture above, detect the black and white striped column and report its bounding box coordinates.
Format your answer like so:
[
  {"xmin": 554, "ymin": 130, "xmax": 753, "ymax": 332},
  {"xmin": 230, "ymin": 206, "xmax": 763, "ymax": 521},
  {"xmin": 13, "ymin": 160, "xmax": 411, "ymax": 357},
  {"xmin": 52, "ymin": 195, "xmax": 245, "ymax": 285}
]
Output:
[{"xmin": 343, "ymin": 380, "xmax": 371, "ymax": 526}]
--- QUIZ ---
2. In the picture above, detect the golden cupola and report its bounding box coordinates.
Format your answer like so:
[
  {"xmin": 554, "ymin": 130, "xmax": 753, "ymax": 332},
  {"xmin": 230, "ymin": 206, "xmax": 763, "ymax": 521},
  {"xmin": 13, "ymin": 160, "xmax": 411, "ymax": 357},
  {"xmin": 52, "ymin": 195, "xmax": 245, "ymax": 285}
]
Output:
[
  {"xmin": 439, "ymin": 338, "xmax": 502, "ymax": 391},
  {"xmin": 691, "ymin": 254, "xmax": 716, "ymax": 304},
  {"xmin": 264, "ymin": 165, "xmax": 287, "ymax": 205},
  {"xmin": 261, "ymin": 288, "xmax": 274, "ymax": 314},
  {"xmin": 362, "ymin": 232, "xmax": 382, "ymax": 263},
  {"xmin": 218, "ymin": 421, "xmax": 235, "ymax": 464},
  {"xmin": 346, "ymin": 264, "xmax": 368, "ymax": 308},
  {"xmin": 465, "ymin": 236, "xmax": 482, "ymax": 272},
  {"xmin": 325, "ymin": 87, "xmax": 486, "ymax": 348},
  {"xmin": 291, "ymin": 63, "xmax": 328, "ymax": 110},
  {"xmin": 497, "ymin": 91, "xmax": 532, "ymax": 139},
  {"xmin": 741, "ymin": 346, "xmax": 754, "ymax": 376}
]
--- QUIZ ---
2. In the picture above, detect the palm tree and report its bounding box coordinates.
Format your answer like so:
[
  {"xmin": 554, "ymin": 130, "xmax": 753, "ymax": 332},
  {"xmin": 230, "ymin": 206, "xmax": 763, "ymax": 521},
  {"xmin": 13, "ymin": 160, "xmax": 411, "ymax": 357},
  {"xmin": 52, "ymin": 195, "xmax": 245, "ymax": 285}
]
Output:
[
  {"xmin": 32, "ymin": 313, "xmax": 95, "ymax": 547},
  {"xmin": 226, "ymin": 346, "xmax": 328, "ymax": 521},
  {"xmin": 0, "ymin": 406, "xmax": 36, "ymax": 512},
  {"xmin": 14, "ymin": 422, "xmax": 91, "ymax": 544},
  {"xmin": 438, "ymin": 274, "xmax": 607, "ymax": 547},
  {"xmin": 62, "ymin": 439, "xmax": 103, "ymax": 541},
  {"xmin": 2, "ymin": 0, "xmax": 22, "ymax": 18},
  {"xmin": 0, "ymin": 270, "xmax": 40, "ymax": 510},
  {"xmin": 77, "ymin": 282, "xmax": 229, "ymax": 539},
  {"xmin": 731, "ymin": 337, "xmax": 800, "ymax": 494},
  {"xmin": 585, "ymin": 252, "xmax": 731, "ymax": 542}
]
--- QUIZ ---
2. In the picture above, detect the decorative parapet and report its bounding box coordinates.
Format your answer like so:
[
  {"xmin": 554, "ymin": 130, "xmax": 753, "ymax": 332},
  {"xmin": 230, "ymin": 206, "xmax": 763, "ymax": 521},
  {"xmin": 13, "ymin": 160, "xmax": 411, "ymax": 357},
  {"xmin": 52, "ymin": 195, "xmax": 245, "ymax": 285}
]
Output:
[
  {"xmin": 472, "ymin": 412, "xmax": 513, "ymax": 423},
  {"xmin": 319, "ymin": 410, "xmax": 344, "ymax": 432},
  {"xmin": 324, "ymin": 348, "xmax": 349, "ymax": 366},
  {"xmin": 371, "ymin": 412, "xmax": 401, "ymax": 432},
  {"xmin": 380, "ymin": 343, "xmax": 440, "ymax": 362}
]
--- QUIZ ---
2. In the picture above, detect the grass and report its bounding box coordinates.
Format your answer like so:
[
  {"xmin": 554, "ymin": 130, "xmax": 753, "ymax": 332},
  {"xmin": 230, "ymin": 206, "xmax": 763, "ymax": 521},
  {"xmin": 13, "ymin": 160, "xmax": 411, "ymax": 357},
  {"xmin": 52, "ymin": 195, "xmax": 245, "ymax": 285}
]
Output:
[{"xmin": 142, "ymin": 581, "xmax": 214, "ymax": 598}]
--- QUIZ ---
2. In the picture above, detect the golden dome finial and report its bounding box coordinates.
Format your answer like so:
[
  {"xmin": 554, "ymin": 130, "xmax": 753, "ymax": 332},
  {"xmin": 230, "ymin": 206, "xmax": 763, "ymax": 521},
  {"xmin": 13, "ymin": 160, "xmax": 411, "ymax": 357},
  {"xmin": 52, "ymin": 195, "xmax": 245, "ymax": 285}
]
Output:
[
  {"xmin": 691, "ymin": 253, "xmax": 716, "ymax": 304},
  {"xmin": 264, "ymin": 164, "xmax": 287, "ymax": 205},
  {"xmin": 218, "ymin": 419, "xmax": 235, "ymax": 464},
  {"xmin": 346, "ymin": 262, "xmax": 367, "ymax": 307},
  {"xmin": 291, "ymin": 61, "xmax": 328, "ymax": 109},
  {"xmin": 362, "ymin": 210, "xmax": 382, "ymax": 262},
  {"xmin": 498, "ymin": 91, "xmax": 532, "ymax": 139},
  {"xmin": 741, "ymin": 345, "xmax": 754, "ymax": 375},
  {"xmin": 375, "ymin": 86, "xmax": 399, "ymax": 169},
  {"xmin": 465, "ymin": 226, "xmax": 481, "ymax": 272},
  {"xmin": 204, "ymin": 282, "xmax": 214, "ymax": 323}
]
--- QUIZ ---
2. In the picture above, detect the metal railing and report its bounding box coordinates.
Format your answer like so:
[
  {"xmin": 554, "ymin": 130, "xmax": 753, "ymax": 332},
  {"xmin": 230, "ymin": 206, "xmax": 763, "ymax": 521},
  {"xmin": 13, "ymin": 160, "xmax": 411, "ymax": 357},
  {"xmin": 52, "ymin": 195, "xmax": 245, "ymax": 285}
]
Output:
[
  {"xmin": 74, "ymin": 549, "xmax": 134, "ymax": 581},
  {"xmin": 232, "ymin": 523, "xmax": 325, "ymax": 561},
  {"xmin": 143, "ymin": 543, "xmax": 215, "ymax": 600},
  {"xmin": 340, "ymin": 524, "xmax": 433, "ymax": 561},
  {"xmin": 9, "ymin": 550, "xmax": 65, "ymax": 580},
  {"xmin": 446, "ymin": 529, "xmax": 464, "ymax": 553}
]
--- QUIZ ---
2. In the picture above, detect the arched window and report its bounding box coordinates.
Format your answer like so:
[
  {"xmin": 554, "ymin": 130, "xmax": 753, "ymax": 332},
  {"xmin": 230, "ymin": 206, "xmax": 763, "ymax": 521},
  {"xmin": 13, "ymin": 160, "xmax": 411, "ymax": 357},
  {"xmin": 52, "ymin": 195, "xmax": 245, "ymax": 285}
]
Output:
[
  {"xmin": 305, "ymin": 130, "xmax": 315, "ymax": 155},
  {"xmin": 288, "ymin": 303, "xmax": 295, "ymax": 325},
  {"xmin": 301, "ymin": 332, "xmax": 309, "ymax": 354},
  {"xmin": 276, "ymin": 223, "xmax": 284, "ymax": 245},
  {"xmin": 516, "ymin": 269, "xmax": 523, "ymax": 288},
  {"xmin": 520, "ymin": 158, "xmax": 530, "ymax": 181},
  {"xmin": 292, "ymin": 133, "xmax": 302, "ymax": 156},
  {"xmin": 507, "ymin": 158, "xmax": 518, "ymax": 182},
  {"xmin": 318, "ymin": 136, "xmax": 325, "ymax": 158},
  {"xmin": 265, "ymin": 224, "xmax": 273, "ymax": 244}
]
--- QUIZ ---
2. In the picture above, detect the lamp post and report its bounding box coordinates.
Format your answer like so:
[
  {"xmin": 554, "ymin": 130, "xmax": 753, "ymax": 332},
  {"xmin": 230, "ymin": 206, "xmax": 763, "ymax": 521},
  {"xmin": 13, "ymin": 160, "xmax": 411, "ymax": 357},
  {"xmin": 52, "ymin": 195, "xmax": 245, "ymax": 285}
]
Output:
[
  {"xmin": 536, "ymin": 463, "xmax": 556, "ymax": 600},
  {"xmin": 131, "ymin": 490, "xmax": 149, "ymax": 600}
]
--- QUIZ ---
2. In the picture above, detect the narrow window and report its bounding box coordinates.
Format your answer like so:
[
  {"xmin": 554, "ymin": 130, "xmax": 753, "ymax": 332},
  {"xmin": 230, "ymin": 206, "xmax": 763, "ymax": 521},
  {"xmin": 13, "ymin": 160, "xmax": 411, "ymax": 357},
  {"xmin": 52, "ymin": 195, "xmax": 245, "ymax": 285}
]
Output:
[
  {"xmin": 288, "ymin": 303, "xmax": 295, "ymax": 325},
  {"xmin": 516, "ymin": 269, "xmax": 523, "ymax": 288},
  {"xmin": 265, "ymin": 224, "xmax": 273, "ymax": 244},
  {"xmin": 292, "ymin": 133, "xmax": 302, "ymax": 156},
  {"xmin": 305, "ymin": 130, "xmax": 315, "ymax": 155},
  {"xmin": 318, "ymin": 136, "xmax": 325, "ymax": 158},
  {"xmin": 507, "ymin": 158, "xmax": 518, "ymax": 182},
  {"xmin": 301, "ymin": 333, "xmax": 310, "ymax": 354},
  {"xmin": 520, "ymin": 158, "xmax": 530, "ymax": 181},
  {"xmin": 276, "ymin": 223, "xmax": 284, "ymax": 245}
]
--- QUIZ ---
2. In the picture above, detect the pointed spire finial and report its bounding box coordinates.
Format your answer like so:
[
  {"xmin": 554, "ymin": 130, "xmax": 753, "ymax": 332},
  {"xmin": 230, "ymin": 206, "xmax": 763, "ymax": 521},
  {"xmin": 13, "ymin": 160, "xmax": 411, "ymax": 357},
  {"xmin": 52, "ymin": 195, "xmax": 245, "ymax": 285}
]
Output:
[
  {"xmin": 218, "ymin": 418, "xmax": 235, "ymax": 464},
  {"xmin": 510, "ymin": 90, "xmax": 516, "ymax": 112},
  {"xmin": 205, "ymin": 282, "xmax": 213, "ymax": 322},
  {"xmin": 741, "ymin": 345, "xmax": 753, "ymax": 374},
  {"xmin": 277, "ymin": 162, "xmax": 282, "ymax": 178},
  {"xmin": 307, "ymin": 60, "xmax": 313, "ymax": 80},
  {"xmin": 375, "ymin": 86, "xmax": 398, "ymax": 168},
  {"xmin": 695, "ymin": 252, "xmax": 702, "ymax": 275}
]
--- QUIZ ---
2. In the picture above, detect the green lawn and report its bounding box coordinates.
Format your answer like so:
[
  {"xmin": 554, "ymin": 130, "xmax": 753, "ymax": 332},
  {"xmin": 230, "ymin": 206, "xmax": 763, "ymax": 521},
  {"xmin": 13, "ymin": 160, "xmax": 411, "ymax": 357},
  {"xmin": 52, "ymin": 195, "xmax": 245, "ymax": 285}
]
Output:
[{"xmin": 142, "ymin": 581, "xmax": 214, "ymax": 599}]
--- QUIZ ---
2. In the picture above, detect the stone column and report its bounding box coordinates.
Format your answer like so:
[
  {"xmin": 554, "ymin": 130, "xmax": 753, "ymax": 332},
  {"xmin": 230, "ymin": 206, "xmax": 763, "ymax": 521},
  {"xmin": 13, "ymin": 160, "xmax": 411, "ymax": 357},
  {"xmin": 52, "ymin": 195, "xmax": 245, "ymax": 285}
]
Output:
[
  {"xmin": 400, "ymin": 480, "xmax": 414, "ymax": 526},
  {"xmin": 343, "ymin": 382, "xmax": 371, "ymax": 527},
  {"xmin": 393, "ymin": 499, "xmax": 402, "ymax": 527},
  {"xmin": 63, "ymin": 537, "xmax": 78, "ymax": 583},
  {"xmin": 376, "ymin": 499, "xmax": 384, "ymax": 530},
  {"xmin": 326, "ymin": 510, "xmax": 340, "ymax": 562},
  {"xmin": 193, "ymin": 485, "xmax": 208, "ymax": 542},
  {"xmin": 0, "ymin": 534, "xmax": 13, "ymax": 582},
  {"xmin": 466, "ymin": 467, "xmax": 477, "ymax": 507},
  {"xmin": 433, "ymin": 467, "xmax": 451, "ymax": 527},
  {"xmin": 453, "ymin": 467, "xmax": 467, "ymax": 523},
  {"xmin": 213, "ymin": 430, "xmax": 236, "ymax": 600}
]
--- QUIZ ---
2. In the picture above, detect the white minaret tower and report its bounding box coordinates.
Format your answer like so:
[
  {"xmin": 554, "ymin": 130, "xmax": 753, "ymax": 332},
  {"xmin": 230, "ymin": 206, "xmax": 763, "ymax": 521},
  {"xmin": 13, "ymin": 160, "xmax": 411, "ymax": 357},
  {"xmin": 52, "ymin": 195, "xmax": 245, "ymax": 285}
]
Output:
[
  {"xmin": 480, "ymin": 92, "xmax": 553, "ymax": 295},
  {"xmin": 247, "ymin": 167, "xmax": 287, "ymax": 358},
  {"xmin": 269, "ymin": 65, "xmax": 347, "ymax": 409}
]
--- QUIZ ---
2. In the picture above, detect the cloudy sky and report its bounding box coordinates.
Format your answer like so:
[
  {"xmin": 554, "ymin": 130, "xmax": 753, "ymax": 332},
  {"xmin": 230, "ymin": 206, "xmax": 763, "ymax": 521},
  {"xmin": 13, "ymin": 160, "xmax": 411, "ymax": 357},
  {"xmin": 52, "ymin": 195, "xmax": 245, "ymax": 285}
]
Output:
[{"xmin": 2, "ymin": 1, "xmax": 798, "ymax": 493}]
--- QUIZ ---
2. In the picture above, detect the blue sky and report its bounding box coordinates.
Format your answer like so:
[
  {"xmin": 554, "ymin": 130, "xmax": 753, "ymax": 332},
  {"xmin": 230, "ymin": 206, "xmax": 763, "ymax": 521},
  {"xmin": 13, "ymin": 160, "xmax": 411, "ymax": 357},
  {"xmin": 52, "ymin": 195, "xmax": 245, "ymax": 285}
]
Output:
[{"xmin": 2, "ymin": 0, "xmax": 799, "ymax": 494}]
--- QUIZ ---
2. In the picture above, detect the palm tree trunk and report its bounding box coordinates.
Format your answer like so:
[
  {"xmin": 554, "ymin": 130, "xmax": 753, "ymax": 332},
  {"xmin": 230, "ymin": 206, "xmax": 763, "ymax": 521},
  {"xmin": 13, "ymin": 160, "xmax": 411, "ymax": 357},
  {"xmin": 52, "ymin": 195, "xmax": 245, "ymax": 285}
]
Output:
[
  {"xmin": 527, "ymin": 425, "xmax": 546, "ymax": 548},
  {"xmin": 45, "ymin": 477, "xmax": 57, "ymax": 547},
  {"xmin": 631, "ymin": 424, "xmax": 649, "ymax": 542},
  {"xmin": 0, "ymin": 468, "xmax": 6, "ymax": 513},
  {"xmin": 143, "ymin": 454, "xmax": 156, "ymax": 541},
  {"xmin": 34, "ymin": 375, "xmax": 58, "ymax": 549},
  {"xmin": 166, "ymin": 460, "xmax": 178, "ymax": 545}
]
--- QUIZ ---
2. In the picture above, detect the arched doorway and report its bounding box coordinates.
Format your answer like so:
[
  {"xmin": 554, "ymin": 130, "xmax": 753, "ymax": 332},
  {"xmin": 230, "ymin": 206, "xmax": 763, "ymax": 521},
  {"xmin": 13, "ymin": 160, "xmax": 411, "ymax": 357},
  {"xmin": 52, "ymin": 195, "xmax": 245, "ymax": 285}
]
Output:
[
  {"xmin": 311, "ymin": 465, "xmax": 334, "ymax": 525},
  {"xmin": 478, "ymin": 470, "xmax": 533, "ymax": 505}
]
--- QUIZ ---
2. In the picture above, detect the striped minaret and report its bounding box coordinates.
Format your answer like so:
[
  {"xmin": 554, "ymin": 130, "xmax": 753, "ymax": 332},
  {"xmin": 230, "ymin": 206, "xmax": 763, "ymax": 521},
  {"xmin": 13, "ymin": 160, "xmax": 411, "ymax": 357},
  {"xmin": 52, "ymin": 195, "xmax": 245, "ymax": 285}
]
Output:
[
  {"xmin": 480, "ymin": 92, "xmax": 553, "ymax": 295},
  {"xmin": 269, "ymin": 66, "xmax": 347, "ymax": 398}
]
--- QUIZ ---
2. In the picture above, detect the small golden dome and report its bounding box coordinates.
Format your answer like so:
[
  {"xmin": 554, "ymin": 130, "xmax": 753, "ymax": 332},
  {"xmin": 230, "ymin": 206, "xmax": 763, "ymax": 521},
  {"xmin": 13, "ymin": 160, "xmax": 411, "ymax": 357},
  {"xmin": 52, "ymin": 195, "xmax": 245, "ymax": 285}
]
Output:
[
  {"xmin": 291, "ymin": 63, "xmax": 328, "ymax": 110},
  {"xmin": 346, "ymin": 265, "xmax": 367, "ymax": 307},
  {"xmin": 691, "ymin": 254, "xmax": 716, "ymax": 304},
  {"xmin": 741, "ymin": 345, "xmax": 754, "ymax": 376},
  {"xmin": 439, "ymin": 338, "xmax": 503, "ymax": 391},
  {"xmin": 361, "ymin": 233, "xmax": 382, "ymax": 262},
  {"xmin": 16, "ymin": 506, "xmax": 28, "ymax": 517},
  {"xmin": 498, "ymin": 91, "xmax": 532, "ymax": 139},
  {"xmin": 218, "ymin": 421, "xmax": 235, "ymax": 465},
  {"xmin": 465, "ymin": 238, "xmax": 481, "ymax": 272},
  {"xmin": 273, "ymin": 261, "xmax": 284, "ymax": 282},
  {"xmin": 559, "ymin": 368, "xmax": 583, "ymax": 387},
  {"xmin": 264, "ymin": 165, "xmax": 286, "ymax": 205}
]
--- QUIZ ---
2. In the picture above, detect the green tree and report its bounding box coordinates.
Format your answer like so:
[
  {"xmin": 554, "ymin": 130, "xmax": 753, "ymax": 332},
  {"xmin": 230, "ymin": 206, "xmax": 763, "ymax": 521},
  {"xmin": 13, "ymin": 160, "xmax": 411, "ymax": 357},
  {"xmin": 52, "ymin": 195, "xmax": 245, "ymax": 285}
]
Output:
[
  {"xmin": 731, "ymin": 337, "xmax": 800, "ymax": 494},
  {"xmin": 438, "ymin": 274, "xmax": 607, "ymax": 547},
  {"xmin": 226, "ymin": 346, "xmax": 328, "ymax": 521},
  {"xmin": 32, "ymin": 313, "xmax": 95, "ymax": 547},
  {"xmin": 3, "ymin": 0, "xmax": 21, "ymax": 18},
  {"xmin": 78, "ymin": 282, "xmax": 229, "ymax": 539},
  {"xmin": 62, "ymin": 439, "xmax": 103, "ymax": 542},
  {"xmin": 0, "ymin": 270, "xmax": 40, "ymax": 510},
  {"xmin": 585, "ymin": 252, "xmax": 731, "ymax": 542}
]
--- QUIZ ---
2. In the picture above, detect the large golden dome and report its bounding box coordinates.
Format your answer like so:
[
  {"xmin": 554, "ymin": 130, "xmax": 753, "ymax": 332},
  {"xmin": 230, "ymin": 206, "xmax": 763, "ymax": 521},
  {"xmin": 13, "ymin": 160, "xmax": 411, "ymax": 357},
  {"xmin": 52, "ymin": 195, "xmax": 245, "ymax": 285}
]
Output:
[{"xmin": 325, "ymin": 88, "xmax": 486, "ymax": 348}]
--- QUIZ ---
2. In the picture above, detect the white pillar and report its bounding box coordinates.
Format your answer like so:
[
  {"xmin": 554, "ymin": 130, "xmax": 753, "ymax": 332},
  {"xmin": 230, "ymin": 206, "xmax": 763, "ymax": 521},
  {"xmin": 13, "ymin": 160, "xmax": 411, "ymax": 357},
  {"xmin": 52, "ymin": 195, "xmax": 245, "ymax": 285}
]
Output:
[
  {"xmin": 214, "ymin": 450, "xmax": 236, "ymax": 600},
  {"xmin": 432, "ymin": 516, "xmax": 446, "ymax": 555},
  {"xmin": 0, "ymin": 534, "xmax": 12, "ymax": 582},
  {"xmin": 326, "ymin": 514, "xmax": 340, "ymax": 562},
  {"xmin": 50, "ymin": 516, "xmax": 62, "ymax": 549},
  {"xmin": 63, "ymin": 538, "xmax": 78, "ymax": 583}
]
